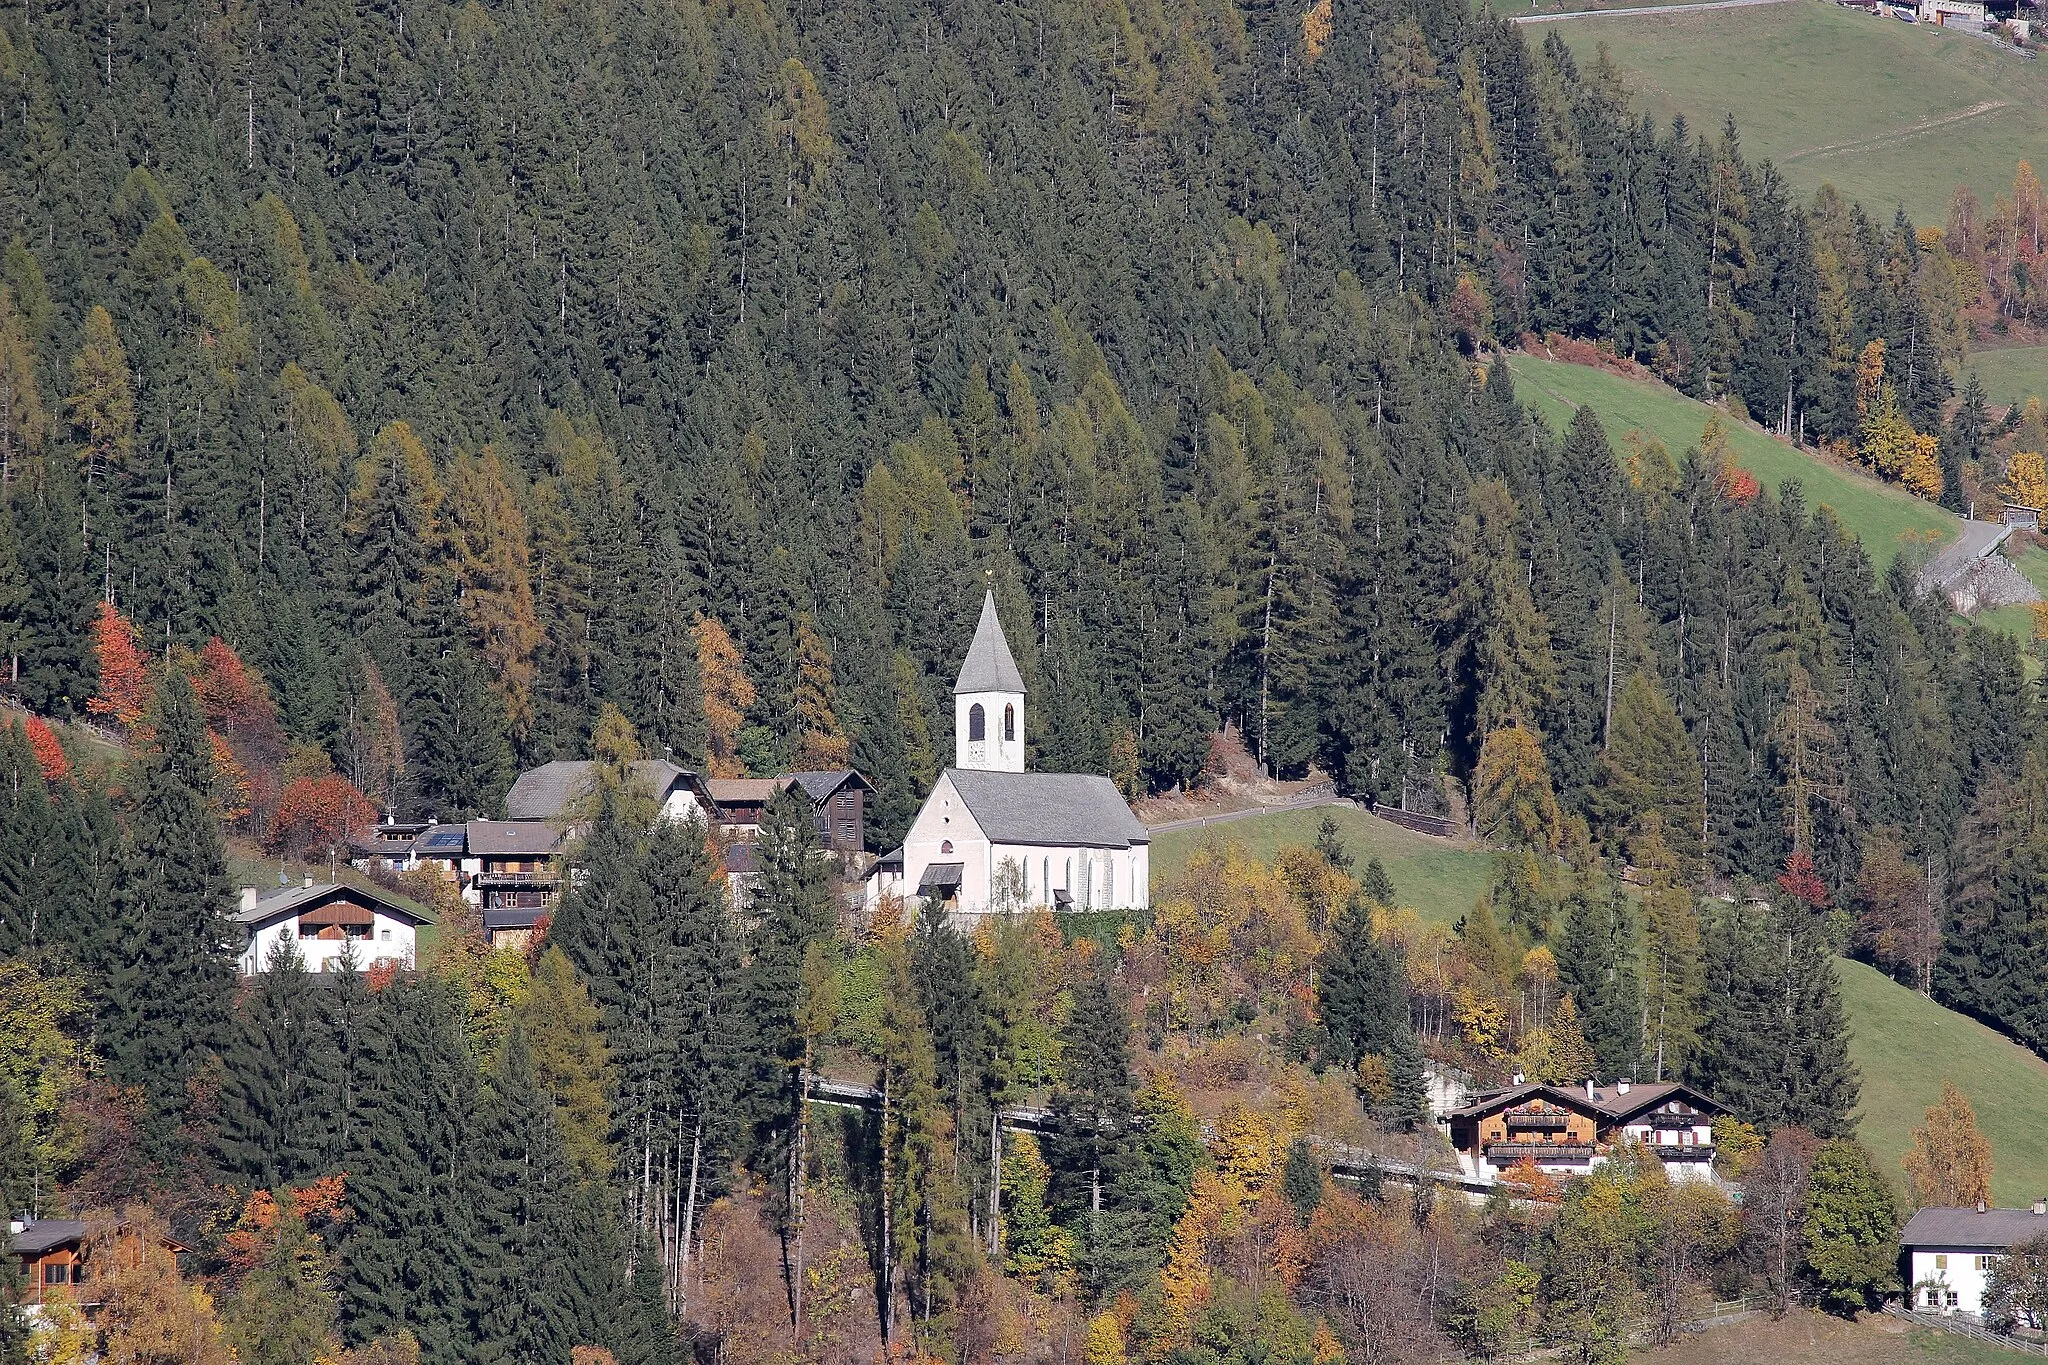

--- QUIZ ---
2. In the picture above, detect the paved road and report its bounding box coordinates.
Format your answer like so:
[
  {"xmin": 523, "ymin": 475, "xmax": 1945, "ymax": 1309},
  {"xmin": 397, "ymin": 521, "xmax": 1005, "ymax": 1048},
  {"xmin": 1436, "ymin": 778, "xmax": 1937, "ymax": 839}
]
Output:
[
  {"xmin": 1145, "ymin": 793, "xmax": 1352, "ymax": 835},
  {"xmin": 1511, "ymin": 0, "xmax": 1797, "ymax": 23},
  {"xmin": 1918, "ymin": 516, "xmax": 2012, "ymax": 593}
]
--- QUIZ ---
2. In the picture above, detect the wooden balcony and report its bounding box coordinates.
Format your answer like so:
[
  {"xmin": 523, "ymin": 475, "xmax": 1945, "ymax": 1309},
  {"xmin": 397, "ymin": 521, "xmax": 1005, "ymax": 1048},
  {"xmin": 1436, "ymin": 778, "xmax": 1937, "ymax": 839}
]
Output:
[{"xmin": 1486, "ymin": 1141, "xmax": 1595, "ymax": 1162}]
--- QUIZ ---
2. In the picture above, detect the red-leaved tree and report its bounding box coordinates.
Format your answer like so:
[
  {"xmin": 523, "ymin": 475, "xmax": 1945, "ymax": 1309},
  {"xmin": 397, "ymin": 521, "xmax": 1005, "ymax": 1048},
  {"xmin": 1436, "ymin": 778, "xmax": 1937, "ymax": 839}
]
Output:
[
  {"xmin": 85, "ymin": 601, "xmax": 149, "ymax": 729},
  {"xmin": 23, "ymin": 714, "xmax": 70, "ymax": 782},
  {"xmin": 269, "ymin": 774, "xmax": 378, "ymax": 856},
  {"xmin": 1777, "ymin": 851, "xmax": 1831, "ymax": 910},
  {"xmin": 193, "ymin": 637, "xmax": 282, "ymax": 756}
]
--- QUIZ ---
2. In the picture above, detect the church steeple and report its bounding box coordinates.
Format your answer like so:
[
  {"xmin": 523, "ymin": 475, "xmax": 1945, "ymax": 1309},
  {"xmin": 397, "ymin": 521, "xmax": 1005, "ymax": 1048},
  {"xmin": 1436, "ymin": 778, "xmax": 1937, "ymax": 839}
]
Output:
[{"xmin": 953, "ymin": 592, "xmax": 1026, "ymax": 772}]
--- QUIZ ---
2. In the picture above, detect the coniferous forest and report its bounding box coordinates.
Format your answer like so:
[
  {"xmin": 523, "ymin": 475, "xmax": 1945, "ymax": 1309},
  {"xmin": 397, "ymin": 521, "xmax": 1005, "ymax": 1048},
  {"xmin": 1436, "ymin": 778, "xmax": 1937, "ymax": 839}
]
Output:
[{"xmin": 6, "ymin": 0, "xmax": 2048, "ymax": 1357}]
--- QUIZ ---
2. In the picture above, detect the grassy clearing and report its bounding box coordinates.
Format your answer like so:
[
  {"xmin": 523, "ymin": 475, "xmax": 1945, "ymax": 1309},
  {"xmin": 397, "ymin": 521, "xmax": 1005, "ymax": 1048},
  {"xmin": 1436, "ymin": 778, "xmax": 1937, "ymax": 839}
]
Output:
[
  {"xmin": 1964, "ymin": 345, "xmax": 2048, "ymax": 413},
  {"xmin": 1635, "ymin": 1307, "xmax": 2034, "ymax": 1363},
  {"xmin": 1149, "ymin": 805, "xmax": 1494, "ymax": 926},
  {"xmin": 1840, "ymin": 957, "xmax": 2048, "ymax": 1208},
  {"xmin": 1507, "ymin": 354, "xmax": 1956, "ymax": 569},
  {"xmin": 1530, "ymin": 2, "xmax": 2048, "ymax": 225}
]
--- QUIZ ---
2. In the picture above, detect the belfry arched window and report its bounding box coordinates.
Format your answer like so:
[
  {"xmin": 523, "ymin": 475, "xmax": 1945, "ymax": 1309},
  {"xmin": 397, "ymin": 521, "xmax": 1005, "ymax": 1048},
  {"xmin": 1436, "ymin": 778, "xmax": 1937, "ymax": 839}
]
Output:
[
  {"xmin": 969, "ymin": 703, "xmax": 986, "ymax": 741},
  {"xmin": 1003, "ymin": 704, "xmax": 1015, "ymax": 742}
]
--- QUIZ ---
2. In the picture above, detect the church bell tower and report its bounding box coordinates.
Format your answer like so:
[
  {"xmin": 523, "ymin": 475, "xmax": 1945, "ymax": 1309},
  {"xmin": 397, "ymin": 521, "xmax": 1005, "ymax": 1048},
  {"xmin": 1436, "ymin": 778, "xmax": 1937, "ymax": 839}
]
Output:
[{"xmin": 953, "ymin": 592, "xmax": 1026, "ymax": 772}]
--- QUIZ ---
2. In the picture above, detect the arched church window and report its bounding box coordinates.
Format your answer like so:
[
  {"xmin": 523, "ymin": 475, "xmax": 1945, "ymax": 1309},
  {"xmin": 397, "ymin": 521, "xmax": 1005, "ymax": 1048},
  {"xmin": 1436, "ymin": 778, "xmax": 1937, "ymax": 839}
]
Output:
[
  {"xmin": 1004, "ymin": 704, "xmax": 1015, "ymax": 742},
  {"xmin": 969, "ymin": 703, "xmax": 985, "ymax": 741},
  {"xmin": 941, "ymin": 840, "xmax": 953, "ymax": 854}
]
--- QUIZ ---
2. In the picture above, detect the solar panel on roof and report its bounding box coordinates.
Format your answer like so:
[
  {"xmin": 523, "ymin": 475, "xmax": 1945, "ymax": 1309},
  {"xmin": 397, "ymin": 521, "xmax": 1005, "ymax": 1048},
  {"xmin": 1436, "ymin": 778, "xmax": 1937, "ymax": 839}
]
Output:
[{"xmin": 418, "ymin": 829, "xmax": 465, "ymax": 850}]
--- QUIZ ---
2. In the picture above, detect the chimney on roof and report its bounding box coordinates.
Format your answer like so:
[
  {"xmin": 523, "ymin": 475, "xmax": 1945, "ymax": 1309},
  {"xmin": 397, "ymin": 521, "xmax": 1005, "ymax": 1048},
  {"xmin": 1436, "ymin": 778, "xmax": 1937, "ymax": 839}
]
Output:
[
  {"xmin": 1978, "ymin": 1199, "xmax": 1990, "ymax": 1214},
  {"xmin": 1511, "ymin": 1073, "xmax": 1525, "ymax": 1086},
  {"xmin": 1587, "ymin": 1079, "xmax": 1599, "ymax": 1101},
  {"xmin": 1617, "ymin": 1078, "xmax": 1632, "ymax": 1095},
  {"xmin": 239, "ymin": 886, "xmax": 258, "ymax": 912},
  {"xmin": 303, "ymin": 873, "xmax": 314, "ymax": 890},
  {"xmin": 2034, "ymin": 1198, "xmax": 2045, "ymax": 1216}
]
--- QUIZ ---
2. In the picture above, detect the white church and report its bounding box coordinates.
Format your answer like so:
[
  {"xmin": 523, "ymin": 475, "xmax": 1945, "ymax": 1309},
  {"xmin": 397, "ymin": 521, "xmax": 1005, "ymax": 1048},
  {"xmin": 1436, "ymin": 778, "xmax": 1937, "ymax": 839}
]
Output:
[{"xmin": 867, "ymin": 593, "xmax": 1151, "ymax": 916}]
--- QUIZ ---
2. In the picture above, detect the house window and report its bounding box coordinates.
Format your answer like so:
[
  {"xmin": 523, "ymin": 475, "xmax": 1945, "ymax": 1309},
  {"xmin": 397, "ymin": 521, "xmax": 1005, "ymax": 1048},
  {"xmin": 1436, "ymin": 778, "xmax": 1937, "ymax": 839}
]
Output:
[
  {"xmin": 1003, "ymin": 704, "xmax": 1015, "ymax": 742},
  {"xmin": 1948, "ymin": 1291, "xmax": 1960, "ymax": 1308},
  {"xmin": 838, "ymin": 822, "xmax": 856, "ymax": 844},
  {"xmin": 969, "ymin": 704, "xmax": 985, "ymax": 741},
  {"xmin": 380, "ymin": 928, "xmax": 392, "ymax": 942},
  {"xmin": 1935, "ymin": 1254, "xmax": 1948, "ymax": 1270},
  {"xmin": 43, "ymin": 1263, "xmax": 69, "ymax": 1285}
]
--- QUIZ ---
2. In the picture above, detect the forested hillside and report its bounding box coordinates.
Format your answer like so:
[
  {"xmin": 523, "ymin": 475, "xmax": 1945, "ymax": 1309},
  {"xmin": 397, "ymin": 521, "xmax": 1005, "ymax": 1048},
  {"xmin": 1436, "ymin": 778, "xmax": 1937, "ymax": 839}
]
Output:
[{"xmin": 4, "ymin": 0, "xmax": 2047, "ymax": 1359}]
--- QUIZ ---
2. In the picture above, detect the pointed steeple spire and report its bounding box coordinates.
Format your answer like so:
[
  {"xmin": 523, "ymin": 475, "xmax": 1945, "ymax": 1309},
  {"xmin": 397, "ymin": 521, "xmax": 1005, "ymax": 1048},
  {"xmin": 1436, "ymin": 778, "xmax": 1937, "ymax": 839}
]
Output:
[{"xmin": 953, "ymin": 591, "xmax": 1027, "ymax": 696}]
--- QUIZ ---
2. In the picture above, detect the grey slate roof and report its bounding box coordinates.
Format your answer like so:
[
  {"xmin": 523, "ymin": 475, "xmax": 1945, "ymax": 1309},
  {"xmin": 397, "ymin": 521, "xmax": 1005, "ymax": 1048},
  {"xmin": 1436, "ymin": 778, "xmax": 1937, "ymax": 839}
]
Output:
[
  {"xmin": 7, "ymin": 1219, "xmax": 85, "ymax": 1256},
  {"xmin": 464, "ymin": 819, "xmax": 562, "ymax": 858},
  {"xmin": 785, "ymin": 769, "xmax": 873, "ymax": 802},
  {"xmin": 945, "ymin": 769, "xmax": 1148, "ymax": 849},
  {"xmin": 505, "ymin": 759, "xmax": 693, "ymax": 820},
  {"xmin": 1903, "ymin": 1206, "xmax": 2048, "ymax": 1249},
  {"xmin": 953, "ymin": 592, "xmax": 1027, "ymax": 696},
  {"xmin": 233, "ymin": 876, "xmax": 436, "ymax": 927}
]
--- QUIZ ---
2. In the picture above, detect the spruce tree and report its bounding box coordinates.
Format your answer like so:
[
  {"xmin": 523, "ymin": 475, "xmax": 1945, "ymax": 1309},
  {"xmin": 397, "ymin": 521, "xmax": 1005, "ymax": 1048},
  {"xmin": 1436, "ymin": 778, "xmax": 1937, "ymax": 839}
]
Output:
[
  {"xmin": 0, "ymin": 719, "xmax": 54, "ymax": 957},
  {"xmin": 414, "ymin": 635, "xmax": 514, "ymax": 821},
  {"xmin": 474, "ymin": 1026, "xmax": 620, "ymax": 1365},
  {"xmin": 1555, "ymin": 884, "xmax": 1645, "ymax": 1080},
  {"xmin": 1940, "ymin": 373, "xmax": 1990, "ymax": 514},
  {"xmin": 339, "ymin": 976, "xmax": 479, "ymax": 1357},
  {"xmin": 742, "ymin": 787, "xmax": 835, "ymax": 1137},
  {"xmin": 101, "ymin": 670, "xmax": 237, "ymax": 1144},
  {"xmin": 219, "ymin": 937, "xmax": 342, "ymax": 1188},
  {"xmin": 1048, "ymin": 958, "xmax": 1136, "ymax": 1288},
  {"xmin": 1693, "ymin": 898, "xmax": 1859, "ymax": 1136},
  {"xmin": 10, "ymin": 474, "xmax": 96, "ymax": 717},
  {"xmin": 1316, "ymin": 894, "xmax": 1426, "ymax": 1127}
]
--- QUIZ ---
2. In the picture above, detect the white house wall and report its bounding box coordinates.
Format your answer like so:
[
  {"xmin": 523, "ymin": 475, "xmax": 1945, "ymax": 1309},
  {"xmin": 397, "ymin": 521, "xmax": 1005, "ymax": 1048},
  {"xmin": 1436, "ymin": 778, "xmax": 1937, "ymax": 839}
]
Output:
[
  {"xmin": 886, "ymin": 774, "xmax": 1152, "ymax": 916},
  {"xmin": 240, "ymin": 913, "xmax": 418, "ymax": 975},
  {"xmin": 1910, "ymin": 1248, "xmax": 1999, "ymax": 1314}
]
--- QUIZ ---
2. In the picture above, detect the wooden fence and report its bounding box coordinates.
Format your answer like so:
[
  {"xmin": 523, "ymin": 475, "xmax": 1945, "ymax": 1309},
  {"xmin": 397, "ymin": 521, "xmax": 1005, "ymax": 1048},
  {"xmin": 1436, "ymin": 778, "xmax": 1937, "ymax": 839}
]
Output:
[{"xmin": 1887, "ymin": 1305, "xmax": 2048, "ymax": 1356}]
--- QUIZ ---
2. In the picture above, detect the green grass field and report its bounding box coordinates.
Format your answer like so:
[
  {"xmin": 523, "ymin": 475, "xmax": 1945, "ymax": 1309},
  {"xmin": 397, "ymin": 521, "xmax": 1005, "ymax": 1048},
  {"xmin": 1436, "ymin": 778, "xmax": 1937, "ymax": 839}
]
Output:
[
  {"xmin": 1840, "ymin": 958, "xmax": 2048, "ymax": 1207},
  {"xmin": 1964, "ymin": 346, "xmax": 2048, "ymax": 413},
  {"xmin": 1150, "ymin": 804, "xmax": 1494, "ymax": 926},
  {"xmin": 1507, "ymin": 353, "xmax": 1957, "ymax": 568},
  {"xmin": 1531, "ymin": 2, "xmax": 2048, "ymax": 226},
  {"xmin": 1153, "ymin": 806, "xmax": 2048, "ymax": 1206}
]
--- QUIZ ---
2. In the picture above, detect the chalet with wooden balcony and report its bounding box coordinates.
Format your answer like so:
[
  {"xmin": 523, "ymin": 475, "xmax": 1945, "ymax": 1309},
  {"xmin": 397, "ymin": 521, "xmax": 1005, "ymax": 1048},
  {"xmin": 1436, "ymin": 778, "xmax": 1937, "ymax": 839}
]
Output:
[
  {"xmin": 7, "ymin": 1218, "xmax": 187, "ymax": 1322},
  {"xmin": 1445, "ymin": 1078, "xmax": 1726, "ymax": 1186},
  {"xmin": 405, "ymin": 819, "xmax": 564, "ymax": 921},
  {"xmin": 233, "ymin": 876, "xmax": 436, "ymax": 975}
]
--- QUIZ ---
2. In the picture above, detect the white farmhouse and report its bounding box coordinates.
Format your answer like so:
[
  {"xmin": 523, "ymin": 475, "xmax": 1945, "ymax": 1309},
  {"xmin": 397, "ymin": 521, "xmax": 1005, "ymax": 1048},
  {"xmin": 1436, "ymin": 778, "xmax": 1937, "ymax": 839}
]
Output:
[
  {"xmin": 234, "ymin": 876, "xmax": 435, "ymax": 975},
  {"xmin": 1902, "ymin": 1201, "xmax": 2048, "ymax": 1316},
  {"xmin": 870, "ymin": 593, "xmax": 1150, "ymax": 916}
]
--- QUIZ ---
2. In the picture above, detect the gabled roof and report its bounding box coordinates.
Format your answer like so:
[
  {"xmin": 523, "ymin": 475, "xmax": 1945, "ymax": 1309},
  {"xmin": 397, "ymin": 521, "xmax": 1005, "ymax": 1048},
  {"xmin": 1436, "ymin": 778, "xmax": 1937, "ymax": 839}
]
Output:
[
  {"xmin": 234, "ymin": 876, "xmax": 437, "ymax": 928},
  {"xmin": 953, "ymin": 592, "xmax": 1027, "ymax": 696},
  {"xmin": 704, "ymin": 777, "xmax": 781, "ymax": 807},
  {"xmin": 785, "ymin": 769, "xmax": 874, "ymax": 803},
  {"xmin": 1903, "ymin": 1206, "xmax": 2048, "ymax": 1249},
  {"xmin": 464, "ymin": 820, "xmax": 562, "ymax": 858},
  {"xmin": 1446, "ymin": 1080, "xmax": 1722, "ymax": 1124},
  {"xmin": 505, "ymin": 759, "xmax": 697, "ymax": 821},
  {"xmin": 943, "ymin": 769, "xmax": 1148, "ymax": 849},
  {"xmin": 8, "ymin": 1219, "xmax": 85, "ymax": 1256}
]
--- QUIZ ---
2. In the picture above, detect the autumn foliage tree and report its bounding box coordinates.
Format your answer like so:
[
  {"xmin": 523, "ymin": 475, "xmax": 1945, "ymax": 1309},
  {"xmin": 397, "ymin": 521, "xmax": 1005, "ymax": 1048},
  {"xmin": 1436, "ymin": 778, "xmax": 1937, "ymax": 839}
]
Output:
[
  {"xmin": 22, "ymin": 713, "xmax": 68, "ymax": 782},
  {"xmin": 693, "ymin": 615, "xmax": 755, "ymax": 778},
  {"xmin": 269, "ymin": 775, "xmax": 379, "ymax": 856},
  {"xmin": 86, "ymin": 600, "xmax": 149, "ymax": 729},
  {"xmin": 1901, "ymin": 1080, "xmax": 1993, "ymax": 1209}
]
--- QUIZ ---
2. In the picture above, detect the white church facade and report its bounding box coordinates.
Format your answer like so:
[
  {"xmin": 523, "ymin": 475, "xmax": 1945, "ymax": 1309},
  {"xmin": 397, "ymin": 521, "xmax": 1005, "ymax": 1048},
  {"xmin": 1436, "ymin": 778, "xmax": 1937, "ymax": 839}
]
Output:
[{"xmin": 868, "ymin": 593, "xmax": 1150, "ymax": 916}]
